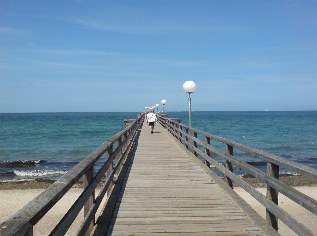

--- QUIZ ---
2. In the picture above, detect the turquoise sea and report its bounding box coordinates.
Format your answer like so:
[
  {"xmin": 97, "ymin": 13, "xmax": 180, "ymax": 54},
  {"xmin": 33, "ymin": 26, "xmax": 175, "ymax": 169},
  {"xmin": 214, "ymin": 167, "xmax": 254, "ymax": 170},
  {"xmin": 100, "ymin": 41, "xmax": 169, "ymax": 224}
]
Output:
[{"xmin": 0, "ymin": 111, "xmax": 316, "ymax": 181}]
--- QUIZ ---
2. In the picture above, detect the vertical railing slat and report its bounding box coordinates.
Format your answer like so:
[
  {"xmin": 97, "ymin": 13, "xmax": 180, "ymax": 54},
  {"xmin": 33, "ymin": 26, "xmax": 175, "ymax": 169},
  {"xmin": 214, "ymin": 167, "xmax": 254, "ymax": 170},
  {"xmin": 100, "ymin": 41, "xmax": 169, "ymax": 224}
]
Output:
[
  {"xmin": 225, "ymin": 144, "xmax": 234, "ymax": 189},
  {"xmin": 83, "ymin": 165, "xmax": 95, "ymax": 235},
  {"xmin": 106, "ymin": 144, "xmax": 114, "ymax": 199},
  {"xmin": 266, "ymin": 162, "xmax": 279, "ymax": 230},
  {"xmin": 204, "ymin": 136, "xmax": 211, "ymax": 168},
  {"xmin": 185, "ymin": 128, "xmax": 189, "ymax": 150},
  {"xmin": 193, "ymin": 131, "xmax": 198, "ymax": 157}
]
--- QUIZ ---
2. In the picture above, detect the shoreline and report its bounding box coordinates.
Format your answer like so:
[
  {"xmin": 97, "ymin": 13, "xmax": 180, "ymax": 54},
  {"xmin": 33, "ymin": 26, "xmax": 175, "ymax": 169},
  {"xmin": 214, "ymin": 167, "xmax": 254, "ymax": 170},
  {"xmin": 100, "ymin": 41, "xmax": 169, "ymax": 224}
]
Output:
[
  {"xmin": 238, "ymin": 174, "xmax": 317, "ymax": 187},
  {"xmin": 1, "ymin": 174, "xmax": 316, "ymax": 190}
]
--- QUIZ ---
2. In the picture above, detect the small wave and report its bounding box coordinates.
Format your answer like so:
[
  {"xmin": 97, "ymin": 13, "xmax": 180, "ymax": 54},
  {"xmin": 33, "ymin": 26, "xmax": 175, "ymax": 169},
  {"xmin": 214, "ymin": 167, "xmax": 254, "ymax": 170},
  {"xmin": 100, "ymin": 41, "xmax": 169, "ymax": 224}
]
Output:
[
  {"xmin": 0, "ymin": 160, "xmax": 47, "ymax": 168},
  {"xmin": 306, "ymin": 156, "xmax": 317, "ymax": 161},
  {"xmin": 14, "ymin": 169, "xmax": 67, "ymax": 177},
  {"xmin": 0, "ymin": 171, "xmax": 15, "ymax": 177}
]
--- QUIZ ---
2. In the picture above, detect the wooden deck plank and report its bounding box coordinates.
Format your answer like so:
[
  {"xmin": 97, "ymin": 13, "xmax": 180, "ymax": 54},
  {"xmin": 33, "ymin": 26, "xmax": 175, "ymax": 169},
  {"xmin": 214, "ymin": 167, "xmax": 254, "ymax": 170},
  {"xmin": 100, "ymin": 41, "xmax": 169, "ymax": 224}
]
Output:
[{"xmin": 94, "ymin": 121, "xmax": 270, "ymax": 235}]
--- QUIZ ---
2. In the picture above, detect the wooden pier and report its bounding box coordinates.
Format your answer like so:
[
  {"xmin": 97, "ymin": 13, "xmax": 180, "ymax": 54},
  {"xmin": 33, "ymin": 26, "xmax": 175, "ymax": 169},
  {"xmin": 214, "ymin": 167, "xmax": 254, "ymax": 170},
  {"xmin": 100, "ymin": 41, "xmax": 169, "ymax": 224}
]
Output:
[
  {"xmin": 1, "ymin": 113, "xmax": 317, "ymax": 235},
  {"xmin": 95, "ymin": 121, "xmax": 274, "ymax": 235}
]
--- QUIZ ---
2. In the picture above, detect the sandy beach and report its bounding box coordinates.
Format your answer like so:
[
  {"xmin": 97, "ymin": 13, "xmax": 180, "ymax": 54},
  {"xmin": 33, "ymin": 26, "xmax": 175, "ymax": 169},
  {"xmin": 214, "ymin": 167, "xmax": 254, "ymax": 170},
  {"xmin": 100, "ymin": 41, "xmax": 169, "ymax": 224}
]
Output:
[
  {"xmin": 0, "ymin": 179, "xmax": 316, "ymax": 235},
  {"xmin": 235, "ymin": 186, "xmax": 317, "ymax": 236},
  {"xmin": 0, "ymin": 188, "xmax": 85, "ymax": 236}
]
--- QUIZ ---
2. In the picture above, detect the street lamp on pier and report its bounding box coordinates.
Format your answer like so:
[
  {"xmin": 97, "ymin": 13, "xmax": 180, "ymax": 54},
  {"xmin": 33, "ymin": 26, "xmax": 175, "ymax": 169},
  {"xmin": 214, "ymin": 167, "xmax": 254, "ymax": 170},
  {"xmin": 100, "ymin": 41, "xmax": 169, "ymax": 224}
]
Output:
[
  {"xmin": 183, "ymin": 81, "xmax": 196, "ymax": 127},
  {"xmin": 161, "ymin": 99, "xmax": 167, "ymax": 112}
]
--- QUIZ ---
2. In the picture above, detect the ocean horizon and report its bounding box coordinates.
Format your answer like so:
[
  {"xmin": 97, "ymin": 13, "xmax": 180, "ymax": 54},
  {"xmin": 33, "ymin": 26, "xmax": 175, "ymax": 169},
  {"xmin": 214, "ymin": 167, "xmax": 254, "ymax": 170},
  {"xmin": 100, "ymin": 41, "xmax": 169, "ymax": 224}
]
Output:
[
  {"xmin": 1, "ymin": 109, "xmax": 316, "ymax": 114},
  {"xmin": 1, "ymin": 111, "xmax": 316, "ymax": 182}
]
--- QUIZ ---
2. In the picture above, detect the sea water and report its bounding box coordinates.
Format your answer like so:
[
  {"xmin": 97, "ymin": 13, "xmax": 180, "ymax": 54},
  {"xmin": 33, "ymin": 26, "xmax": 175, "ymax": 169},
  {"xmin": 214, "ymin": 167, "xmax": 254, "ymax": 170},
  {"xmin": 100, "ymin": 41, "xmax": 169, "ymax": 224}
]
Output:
[
  {"xmin": 0, "ymin": 111, "xmax": 316, "ymax": 181},
  {"xmin": 0, "ymin": 112, "xmax": 138, "ymax": 181}
]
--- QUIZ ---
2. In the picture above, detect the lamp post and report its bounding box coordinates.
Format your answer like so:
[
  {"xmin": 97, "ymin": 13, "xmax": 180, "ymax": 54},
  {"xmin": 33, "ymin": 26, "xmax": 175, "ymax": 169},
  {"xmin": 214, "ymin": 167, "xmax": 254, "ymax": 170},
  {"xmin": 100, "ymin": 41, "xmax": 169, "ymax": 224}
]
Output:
[
  {"xmin": 183, "ymin": 81, "xmax": 196, "ymax": 127},
  {"xmin": 161, "ymin": 99, "xmax": 167, "ymax": 112},
  {"xmin": 156, "ymin": 104, "xmax": 159, "ymax": 113}
]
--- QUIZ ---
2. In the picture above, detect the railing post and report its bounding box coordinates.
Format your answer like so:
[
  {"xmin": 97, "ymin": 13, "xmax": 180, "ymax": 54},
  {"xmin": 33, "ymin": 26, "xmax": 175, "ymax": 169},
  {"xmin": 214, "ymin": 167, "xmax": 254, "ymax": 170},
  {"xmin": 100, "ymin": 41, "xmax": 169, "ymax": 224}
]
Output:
[
  {"xmin": 118, "ymin": 136, "xmax": 123, "ymax": 164},
  {"xmin": 185, "ymin": 128, "xmax": 189, "ymax": 150},
  {"xmin": 204, "ymin": 136, "xmax": 211, "ymax": 168},
  {"xmin": 166, "ymin": 120, "xmax": 169, "ymax": 132},
  {"xmin": 170, "ymin": 121, "xmax": 173, "ymax": 134},
  {"xmin": 106, "ymin": 144, "xmax": 114, "ymax": 197},
  {"xmin": 225, "ymin": 144, "xmax": 234, "ymax": 189},
  {"xmin": 83, "ymin": 164, "xmax": 95, "ymax": 234},
  {"xmin": 174, "ymin": 122, "xmax": 178, "ymax": 138},
  {"xmin": 266, "ymin": 162, "xmax": 279, "ymax": 231},
  {"xmin": 175, "ymin": 123, "xmax": 179, "ymax": 138},
  {"xmin": 168, "ymin": 120, "xmax": 174, "ymax": 135},
  {"xmin": 170, "ymin": 122, "xmax": 174, "ymax": 136},
  {"xmin": 123, "ymin": 133, "xmax": 128, "ymax": 154},
  {"xmin": 179, "ymin": 126, "xmax": 183, "ymax": 144},
  {"xmin": 193, "ymin": 131, "xmax": 198, "ymax": 157}
]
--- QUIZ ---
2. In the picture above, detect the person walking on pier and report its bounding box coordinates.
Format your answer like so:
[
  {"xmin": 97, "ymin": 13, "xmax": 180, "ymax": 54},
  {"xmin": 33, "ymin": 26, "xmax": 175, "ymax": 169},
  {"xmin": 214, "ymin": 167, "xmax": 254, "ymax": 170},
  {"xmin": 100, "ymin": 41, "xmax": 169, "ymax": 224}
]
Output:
[{"xmin": 146, "ymin": 110, "xmax": 157, "ymax": 134}]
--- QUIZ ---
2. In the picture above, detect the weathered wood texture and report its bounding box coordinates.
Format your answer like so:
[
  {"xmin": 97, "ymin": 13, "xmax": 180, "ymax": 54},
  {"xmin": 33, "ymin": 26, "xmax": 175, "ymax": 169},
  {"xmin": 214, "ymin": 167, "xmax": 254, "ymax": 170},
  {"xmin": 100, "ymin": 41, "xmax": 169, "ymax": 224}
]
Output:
[
  {"xmin": 159, "ymin": 116, "xmax": 317, "ymax": 236},
  {"xmin": 99, "ymin": 121, "xmax": 272, "ymax": 235}
]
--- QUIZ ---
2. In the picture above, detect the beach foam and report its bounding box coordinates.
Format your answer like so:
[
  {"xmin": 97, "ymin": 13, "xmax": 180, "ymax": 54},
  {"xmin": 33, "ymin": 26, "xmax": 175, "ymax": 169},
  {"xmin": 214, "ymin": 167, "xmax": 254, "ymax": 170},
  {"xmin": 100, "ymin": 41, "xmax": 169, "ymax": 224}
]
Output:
[{"xmin": 13, "ymin": 169, "xmax": 68, "ymax": 178}]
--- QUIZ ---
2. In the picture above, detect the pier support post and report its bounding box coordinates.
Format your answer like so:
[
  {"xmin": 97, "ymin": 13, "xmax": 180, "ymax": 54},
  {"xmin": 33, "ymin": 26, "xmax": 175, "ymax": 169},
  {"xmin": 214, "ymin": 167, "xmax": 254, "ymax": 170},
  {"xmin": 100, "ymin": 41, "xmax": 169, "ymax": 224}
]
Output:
[{"xmin": 266, "ymin": 162, "xmax": 279, "ymax": 231}]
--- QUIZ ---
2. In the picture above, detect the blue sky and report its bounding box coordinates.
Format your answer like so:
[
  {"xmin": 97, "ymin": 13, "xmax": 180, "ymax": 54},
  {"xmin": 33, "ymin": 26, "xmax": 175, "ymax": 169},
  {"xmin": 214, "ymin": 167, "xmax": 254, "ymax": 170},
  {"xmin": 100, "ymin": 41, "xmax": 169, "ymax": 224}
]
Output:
[{"xmin": 1, "ymin": 0, "xmax": 316, "ymax": 112}]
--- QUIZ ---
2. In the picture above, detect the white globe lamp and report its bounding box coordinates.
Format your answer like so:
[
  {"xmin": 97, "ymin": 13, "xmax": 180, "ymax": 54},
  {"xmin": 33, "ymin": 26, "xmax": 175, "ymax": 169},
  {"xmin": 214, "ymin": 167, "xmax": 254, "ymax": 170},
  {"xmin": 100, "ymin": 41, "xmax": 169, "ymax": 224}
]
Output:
[
  {"xmin": 183, "ymin": 81, "xmax": 196, "ymax": 127},
  {"xmin": 183, "ymin": 81, "xmax": 196, "ymax": 94}
]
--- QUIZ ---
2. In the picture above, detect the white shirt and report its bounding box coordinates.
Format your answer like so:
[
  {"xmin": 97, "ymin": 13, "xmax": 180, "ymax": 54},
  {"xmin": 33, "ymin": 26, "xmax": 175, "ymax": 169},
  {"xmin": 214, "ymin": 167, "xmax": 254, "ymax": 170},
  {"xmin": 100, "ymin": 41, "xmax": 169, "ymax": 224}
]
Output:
[{"xmin": 146, "ymin": 112, "xmax": 157, "ymax": 123}]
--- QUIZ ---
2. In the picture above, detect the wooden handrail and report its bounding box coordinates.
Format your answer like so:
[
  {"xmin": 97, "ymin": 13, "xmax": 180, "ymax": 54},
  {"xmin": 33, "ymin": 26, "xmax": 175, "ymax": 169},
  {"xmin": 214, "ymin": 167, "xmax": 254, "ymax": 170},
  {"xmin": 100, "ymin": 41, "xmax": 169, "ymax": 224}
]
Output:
[
  {"xmin": 158, "ymin": 115, "xmax": 317, "ymax": 235},
  {"xmin": 0, "ymin": 114, "xmax": 144, "ymax": 236}
]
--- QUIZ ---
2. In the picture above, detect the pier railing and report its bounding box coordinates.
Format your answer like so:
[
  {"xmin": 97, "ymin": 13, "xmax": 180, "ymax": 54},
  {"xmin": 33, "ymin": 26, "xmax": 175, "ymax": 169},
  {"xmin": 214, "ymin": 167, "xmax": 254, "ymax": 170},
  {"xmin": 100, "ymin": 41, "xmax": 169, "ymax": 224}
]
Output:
[
  {"xmin": 158, "ymin": 115, "xmax": 317, "ymax": 236},
  {"xmin": 0, "ymin": 114, "xmax": 144, "ymax": 236}
]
